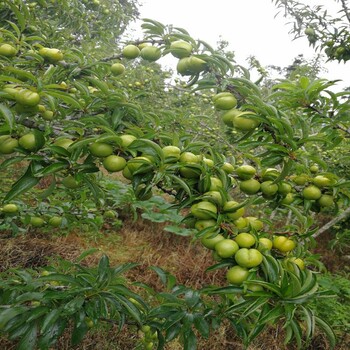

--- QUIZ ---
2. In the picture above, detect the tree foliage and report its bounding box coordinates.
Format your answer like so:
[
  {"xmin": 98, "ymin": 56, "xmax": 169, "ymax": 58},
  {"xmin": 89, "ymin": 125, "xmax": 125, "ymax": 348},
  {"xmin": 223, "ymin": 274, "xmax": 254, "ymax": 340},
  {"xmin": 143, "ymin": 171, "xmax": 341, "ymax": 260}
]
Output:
[
  {"xmin": 273, "ymin": 0, "xmax": 350, "ymax": 62},
  {"xmin": 0, "ymin": 1, "xmax": 349, "ymax": 349}
]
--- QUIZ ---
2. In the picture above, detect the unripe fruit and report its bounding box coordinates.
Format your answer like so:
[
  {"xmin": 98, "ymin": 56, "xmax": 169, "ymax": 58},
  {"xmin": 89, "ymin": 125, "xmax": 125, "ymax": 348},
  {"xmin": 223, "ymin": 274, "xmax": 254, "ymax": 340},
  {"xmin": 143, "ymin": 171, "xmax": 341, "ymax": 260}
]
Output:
[
  {"xmin": 30, "ymin": 216, "xmax": 45, "ymax": 227},
  {"xmin": 179, "ymin": 151, "xmax": 199, "ymax": 164},
  {"xmin": 310, "ymin": 164, "xmax": 319, "ymax": 173},
  {"xmin": 122, "ymin": 45, "xmax": 140, "ymax": 59},
  {"xmin": 223, "ymin": 201, "xmax": 245, "ymax": 220},
  {"xmin": 103, "ymin": 155, "xmax": 127, "ymax": 172},
  {"xmin": 127, "ymin": 156, "xmax": 152, "ymax": 174},
  {"xmin": 273, "ymin": 236, "xmax": 296, "ymax": 252},
  {"xmin": 203, "ymin": 157, "xmax": 214, "ymax": 167},
  {"xmin": 176, "ymin": 56, "xmax": 207, "ymax": 75},
  {"xmin": 234, "ymin": 217, "xmax": 249, "ymax": 230},
  {"xmin": 201, "ymin": 231, "xmax": 224, "ymax": 249},
  {"xmin": 15, "ymin": 89, "xmax": 40, "ymax": 106},
  {"xmin": 221, "ymin": 108, "xmax": 242, "ymax": 127},
  {"xmin": 89, "ymin": 142, "xmax": 113, "ymax": 157},
  {"xmin": 278, "ymin": 182, "xmax": 292, "ymax": 195},
  {"xmin": 122, "ymin": 165, "xmax": 133, "ymax": 180},
  {"xmin": 214, "ymin": 239, "xmax": 239, "ymax": 258},
  {"xmin": 317, "ymin": 194, "xmax": 334, "ymax": 207},
  {"xmin": 260, "ymin": 181, "xmax": 279, "ymax": 197},
  {"xmin": 235, "ymin": 233, "xmax": 256, "ymax": 248},
  {"xmin": 302, "ymin": 185, "xmax": 322, "ymax": 200},
  {"xmin": 236, "ymin": 165, "xmax": 256, "ymax": 180},
  {"xmin": 312, "ymin": 175, "xmax": 332, "ymax": 188},
  {"xmin": 0, "ymin": 135, "xmax": 18, "ymax": 154},
  {"xmin": 38, "ymin": 47, "xmax": 64, "ymax": 62},
  {"xmin": 226, "ymin": 265, "xmax": 249, "ymax": 285},
  {"xmin": 140, "ymin": 46, "xmax": 161, "ymax": 61},
  {"xmin": 203, "ymin": 191, "xmax": 223, "ymax": 205},
  {"xmin": 48, "ymin": 216, "xmax": 63, "ymax": 227},
  {"xmin": 62, "ymin": 175, "xmax": 80, "ymax": 189},
  {"xmin": 246, "ymin": 217, "xmax": 264, "ymax": 231},
  {"xmin": 0, "ymin": 43, "xmax": 17, "ymax": 57},
  {"xmin": 239, "ymin": 179, "xmax": 261, "ymax": 195},
  {"xmin": 42, "ymin": 110, "xmax": 54, "ymax": 120},
  {"xmin": 285, "ymin": 257, "xmax": 305, "ymax": 270},
  {"xmin": 261, "ymin": 168, "xmax": 279, "ymax": 181},
  {"xmin": 169, "ymin": 40, "xmax": 192, "ymax": 58},
  {"xmin": 304, "ymin": 27, "xmax": 315, "ymax": 36},
  {"xmin": 209, "ymin": 177, "xmax": 223, "ymax": 191},
  {"xmin": 281, "ymin": 193, "xmax": 295, "ymax": 205},
  {"xmin": 18, "ymin": 133, "xmax": 38, "ymax": 151},
  {"xmin": 54, "ymin": 138, "xmax": 74, "ymax": 150},
  {"xmin": 120, "ymin": 134, "xmax": 136, "ymax": 148},
  {"xmin": 190, "ymin": 201, "xmax": 217, "ymax": 219},
  {"xmin": 111, "ymin": 63, "xmax": 125, "ymax": 76},
  {"xmin": 235, "ymin": 248, "xmax": 263, "ymax": 268},
  {"xmin": 291, "ymin": 174, "xmax": 308, "ymax": 186},
  {"xmin": 221, "ymin": 162, "xmax": 235, "ymax": 174},
  {"xmin": 212, "ymin": 92, "xmax": 237, "ymax": 110},
  {"xmin": 258, "ymin": 237, "xmax": 273, "ymax": 251},
  {"xmin": 162, "ymin": 145, "xmax": 181, "ymax": 161},
  {"xmin": 194, "ymin": 219, "xmax": 217, "ymax": 231},
  {"xmin": 2, "ymin": 203, "xmax": 19, "ymax": 213},
  {"xmin": 232, "ymin": 112, "xmax": 260, "ymax": 132}
]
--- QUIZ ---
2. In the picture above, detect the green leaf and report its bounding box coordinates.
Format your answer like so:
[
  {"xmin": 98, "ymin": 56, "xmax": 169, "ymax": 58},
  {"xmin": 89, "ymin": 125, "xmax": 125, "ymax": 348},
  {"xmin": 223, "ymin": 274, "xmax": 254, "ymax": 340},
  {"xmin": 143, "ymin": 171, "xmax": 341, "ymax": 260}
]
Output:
[
  {"xmin": 0, "ymin": 155, "xmax": 26, "ymax": 169},
  {"xmin": 150, "ymin": 266, "xmax": 171, "ymax": 286},
  {"xmin": 37, "ymin": 178, "xmax": 56, "ymax": 199},
  {"xmin": 128, "ymin": 138, "xmax": 165, "ymax": 163},
  {"xmin": 32, "ymin": 161, "xmax": 69, "ymax": 177},
  {"xmin": 71, "ymin": 312, "xmax": 88, "ymax": 346},
  {"xmin": 4, "ymin": 166, "xmax": 40, "ymax": 202},
  {"xmin": 15, "ymin": 292, "xmax": 44, "ymax": 303},
  {"xmin": 167, "ymin": 174, "xmax": 193, "ymax": 197},
  {"xmin": 165, "ymin": 322, "xmax": 182, "ymax": 342},
  {"xmin": 193, "ymin": 316, "xmax": 210, "ymax": 338},
  {"xmin": 76, "ymin": 249, "xmax": 99, "ymax": 263},
  {"xmin": 289, "ymin": 319, "xmax": 302, "ymax": 349},
  {"xmin": 0, "ymin": 307, "xmax": 27, "ymax": 329},
  {"xmin": 38, "ymin": 318, "xmax": 67, "ymax": 349},
  {"xmin": 0, "ymin": 103, "xmax": 15, "ymax": 130},
  {"xmin": 315, "ymin": 316, "xmax": 336, "ymax": 349},
  {"xmin": 4, "ymin": 66, "xmax": 37, "ymax": 83},
  {"xmin": 63, "ymin": 297, "xmax": 85, "ymax": 315},
  {"xmin": 17, "ymin": 323, "xmax": 38, "ymax": 350},
  {"xmin": 43, "ymin": 90, "xmax": 83, "ymax": 109},
  {"xmin": 41, "ymin": 309, "xmax": 62, "ymax": 334},
  {"xmin": 203, "ymin": 285, "xmax": 243, "ymax": 295},
  {"xmin": 163, "ymin": 225, "xmax": 194, "ymax": 236},
  {"xmin": 183, "ymin": 328, "xmax": 197, "ymax": 350}
]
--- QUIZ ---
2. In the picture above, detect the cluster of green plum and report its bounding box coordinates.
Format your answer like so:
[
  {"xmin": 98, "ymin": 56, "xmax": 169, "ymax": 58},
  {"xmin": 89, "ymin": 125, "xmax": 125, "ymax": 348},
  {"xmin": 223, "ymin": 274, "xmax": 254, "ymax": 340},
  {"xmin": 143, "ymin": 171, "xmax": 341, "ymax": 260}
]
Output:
[
  {"xmin": 233, "ymin": 164, "xmax": 337, "ymax": 209},
  {"xmin": 0, "ymin": 203, "xmax": 64, "ymax": 228},
  {"xmin": 212, "ymin": 92, "xmax": 261, "ymax": 132},
  {"xmin": 110, "ymin": 39, "xmax": 208, "ymax": 78},
  {"xmin": 138, "ymin": 325, "xmax": 158, "ymax": 350},
  {"xmin": 188, "ymin": 194, "xmax": 303, "ymax": 286}
]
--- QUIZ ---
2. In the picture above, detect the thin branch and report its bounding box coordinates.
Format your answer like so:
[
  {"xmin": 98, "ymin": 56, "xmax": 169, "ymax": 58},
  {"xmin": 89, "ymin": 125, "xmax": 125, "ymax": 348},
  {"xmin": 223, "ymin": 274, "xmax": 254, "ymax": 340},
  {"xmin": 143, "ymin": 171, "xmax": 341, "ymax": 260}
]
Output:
[
  {"xmin": 340, "ymin": 0, "xmax": 350, "ymax": 24},
  {"xmin": 313, "ymin": 206, "xmax": 350, "ymax": 238}
]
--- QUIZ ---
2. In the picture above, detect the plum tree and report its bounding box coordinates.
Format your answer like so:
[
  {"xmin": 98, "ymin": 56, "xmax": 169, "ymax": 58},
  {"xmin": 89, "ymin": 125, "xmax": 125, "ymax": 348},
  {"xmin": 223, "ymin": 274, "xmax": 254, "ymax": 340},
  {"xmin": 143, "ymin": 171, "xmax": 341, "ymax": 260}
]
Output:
[{"xmin": 0, "ymin": 2, "xmax": 348, "ymax": 350}]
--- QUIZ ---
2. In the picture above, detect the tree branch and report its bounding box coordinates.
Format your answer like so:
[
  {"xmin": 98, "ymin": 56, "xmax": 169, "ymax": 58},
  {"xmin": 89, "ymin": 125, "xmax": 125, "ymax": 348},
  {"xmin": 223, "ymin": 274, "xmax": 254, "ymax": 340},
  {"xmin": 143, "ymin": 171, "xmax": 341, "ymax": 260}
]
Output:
[
  {"xmin": 340, "ymin": 0, "xmax": 350, "ymax": 24},
  {"xmin": 313, "ymin": 206, "xmax": 350, "ymax": 238}
]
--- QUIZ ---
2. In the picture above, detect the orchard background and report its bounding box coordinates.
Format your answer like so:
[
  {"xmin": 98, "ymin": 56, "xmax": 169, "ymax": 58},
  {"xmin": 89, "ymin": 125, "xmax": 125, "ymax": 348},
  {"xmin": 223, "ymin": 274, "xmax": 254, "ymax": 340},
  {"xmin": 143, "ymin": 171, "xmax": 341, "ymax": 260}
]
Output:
[{"xmin": 0, "ymin": 1, "xmax": 350, "ymax": 349}]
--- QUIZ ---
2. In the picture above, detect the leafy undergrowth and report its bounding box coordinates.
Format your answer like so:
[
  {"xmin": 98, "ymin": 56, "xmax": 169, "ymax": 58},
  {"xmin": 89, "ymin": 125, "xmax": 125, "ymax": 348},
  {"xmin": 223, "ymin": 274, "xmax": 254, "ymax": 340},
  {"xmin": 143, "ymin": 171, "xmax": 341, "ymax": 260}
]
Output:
[{"xmin": 0, "ymin": 217, "xmax": 349, "ymax": 349}]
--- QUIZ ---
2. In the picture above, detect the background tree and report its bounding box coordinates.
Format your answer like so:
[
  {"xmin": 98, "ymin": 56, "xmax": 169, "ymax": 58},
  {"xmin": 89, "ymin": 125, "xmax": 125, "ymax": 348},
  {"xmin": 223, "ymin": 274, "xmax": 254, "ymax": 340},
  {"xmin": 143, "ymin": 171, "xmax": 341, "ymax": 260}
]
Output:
[{"xmin": 273, "ymin": 0, "xmax": 350, "ymax": 62}]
